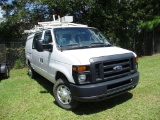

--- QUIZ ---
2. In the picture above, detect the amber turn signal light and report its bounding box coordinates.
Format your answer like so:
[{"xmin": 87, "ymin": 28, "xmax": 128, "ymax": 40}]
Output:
[
  {"xmin": 135, "ymin": 57, "xmax": 138, "ymax": 62},
  {"xmin": 73, "ymin": 66, "xmax": 87, "ymax": 72}
]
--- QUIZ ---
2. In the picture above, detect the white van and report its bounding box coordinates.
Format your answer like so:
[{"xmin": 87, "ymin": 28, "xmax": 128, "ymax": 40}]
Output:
[{"xmin": 25, "ymin": 16, "xmax": 139, "ymax": 110}]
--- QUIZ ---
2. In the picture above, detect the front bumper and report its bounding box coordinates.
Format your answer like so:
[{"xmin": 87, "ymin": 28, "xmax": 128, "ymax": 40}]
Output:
[{"xmin": 70, "ymin": 72, "xmax": 139, "ymax": 102}]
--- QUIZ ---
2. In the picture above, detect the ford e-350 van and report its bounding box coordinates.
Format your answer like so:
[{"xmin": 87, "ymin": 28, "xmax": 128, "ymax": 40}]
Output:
[{"xmin": 25, "ymin": 16, "xmax": 139, "ymax": 110}]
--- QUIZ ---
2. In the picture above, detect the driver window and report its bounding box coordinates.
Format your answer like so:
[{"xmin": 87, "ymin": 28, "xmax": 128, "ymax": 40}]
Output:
[
  {"xmin": 32, "ymin": 32, "xmax": 42, "ymax": 49},
  {"xmin": 44, "ymin": 30, "xmax": 52, "ymax": 44}
]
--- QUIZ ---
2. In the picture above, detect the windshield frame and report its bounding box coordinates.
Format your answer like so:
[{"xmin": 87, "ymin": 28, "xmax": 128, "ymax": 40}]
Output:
[{"xmin": 53, "ymin": 27, "xmax": 111, "ymax": 51}]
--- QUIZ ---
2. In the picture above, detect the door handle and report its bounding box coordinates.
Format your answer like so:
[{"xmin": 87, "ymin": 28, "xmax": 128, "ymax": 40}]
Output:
[{"xmin": 40, "ymin": 58, "xmax": 43, "ymax": 63}]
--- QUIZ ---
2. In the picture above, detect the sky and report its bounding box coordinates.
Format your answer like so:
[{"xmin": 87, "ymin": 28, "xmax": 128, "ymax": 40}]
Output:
[
  {"xmin": 0, "ymin": 0, "xmax": 13, "ymax": 18},
  {"xmin": 0, "ymin": 6, "xmax": 3, "ymax": 18}
]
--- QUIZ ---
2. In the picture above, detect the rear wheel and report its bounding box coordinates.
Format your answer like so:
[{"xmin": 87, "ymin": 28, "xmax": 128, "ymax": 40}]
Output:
[
  {"xmin": 53, "ymin": 78, "xmax": 79, "ymax": 110},
  {"xmin": 4, "ymin": 67, "xmax": 9, "ymax": 79},
  {"xmin": 28, "ymin": 64, "xmax": 37, "ymax": 78}
]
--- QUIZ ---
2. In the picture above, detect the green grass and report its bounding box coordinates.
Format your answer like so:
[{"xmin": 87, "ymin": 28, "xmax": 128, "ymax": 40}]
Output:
[{"xmin": 0, "ymin": 54, "xmax": 160, "ymax": 120}]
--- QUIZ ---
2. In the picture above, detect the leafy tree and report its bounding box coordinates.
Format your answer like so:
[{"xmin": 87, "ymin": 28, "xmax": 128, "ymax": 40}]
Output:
[
  {"xmin": 0, "ymin": 0, "xmax": 49, "ymax": 42},
  {"xmin": 0, "ymin": 0, "xmax": 160, "ymax": 55}
]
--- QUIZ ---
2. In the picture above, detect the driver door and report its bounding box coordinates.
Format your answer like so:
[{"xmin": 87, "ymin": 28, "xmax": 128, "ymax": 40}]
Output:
[{"xmin": 41, "ymin": 30, "xmax": 54, "ymax": 80}]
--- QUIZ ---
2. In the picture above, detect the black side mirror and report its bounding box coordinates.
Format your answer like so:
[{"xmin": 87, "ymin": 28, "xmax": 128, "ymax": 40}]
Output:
[
  {"xmin": 45, "ymin": 44, "xmax": 53, "ymax": 52},
  {"xmin": 36, "ymin": 40, "xmax": 44, "ymax": 52}
]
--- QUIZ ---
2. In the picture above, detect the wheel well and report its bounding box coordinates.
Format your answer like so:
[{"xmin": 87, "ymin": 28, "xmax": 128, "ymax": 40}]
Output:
[
  {"xmin": 27, "ymin": 60, "xmax": 30, "ymax": 66},
  {"xmin": 55, "ymin": 71, "xmax": 69, "ymax": 82}
]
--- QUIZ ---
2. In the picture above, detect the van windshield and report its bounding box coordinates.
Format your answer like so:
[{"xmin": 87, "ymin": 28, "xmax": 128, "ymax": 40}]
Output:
[{"xmin": 54, "ymin": 27, "xmax": 111, "ymax": 50}]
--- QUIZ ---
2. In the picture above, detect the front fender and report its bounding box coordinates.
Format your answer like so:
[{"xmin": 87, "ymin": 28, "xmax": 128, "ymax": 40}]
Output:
[{"xmin": 51, "ymin": 61, "xmax": 75, "ymax": 84}]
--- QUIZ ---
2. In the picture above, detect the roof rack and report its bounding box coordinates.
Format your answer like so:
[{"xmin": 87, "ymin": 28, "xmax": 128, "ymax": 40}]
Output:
[{"xmin": 24, "ymin": 15, "xmax": 87, "ymax": 34}]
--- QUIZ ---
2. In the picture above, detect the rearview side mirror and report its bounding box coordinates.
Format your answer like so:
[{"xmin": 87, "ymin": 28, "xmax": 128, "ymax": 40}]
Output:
[
  {"xmin": 36, "ymin": 40, "xmax": 44, "ymax": 52},
  {"xmin": 44, "ymin": 44, "xmax": 53, "ymax": 52}
]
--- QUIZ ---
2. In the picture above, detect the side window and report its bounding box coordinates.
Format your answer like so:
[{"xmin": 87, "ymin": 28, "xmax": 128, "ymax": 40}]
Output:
[
  {"xmin": 32, "ymin": 32, "xmax": 42, "ymax": 49},
  {"xmin": 44, "ymin": 30, "xmax": 52, "ymax": 44}
]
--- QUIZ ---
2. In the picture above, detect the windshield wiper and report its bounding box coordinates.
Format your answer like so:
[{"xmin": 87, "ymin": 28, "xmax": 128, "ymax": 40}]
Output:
[
  {"xmin": 90, "ymin": 42, "xmax": 112, "ymax": 47},
  {"xmin": 105, "ymin": 43, "xmax": 112, "ymax": 46},
  {"xmin": 91, "ymin": 42, "xmax": 105, "ymax": 45},
  {"xmin": 61, "ymin": 43, "xmax": 79, "ymax": 47},
  {"xmin": 90, "ymin": 42, "xmax": 106, "ymax": 47},
  {"xmin": 59, "ymin": 43, "xmax": 79, "ymax": 51},
  {"xmin": 78, "ymin": 45, "xmax": 91, "ymax": 49}
]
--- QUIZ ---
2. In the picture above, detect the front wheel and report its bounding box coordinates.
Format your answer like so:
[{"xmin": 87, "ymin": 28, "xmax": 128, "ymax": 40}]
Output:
[
  {"xmin": 28, "ymin": 64, "xmax": 37, "ymax": 78},
  {"xmin": 53, "ymin": 78, "xmax": 79, "ymax": 110}
]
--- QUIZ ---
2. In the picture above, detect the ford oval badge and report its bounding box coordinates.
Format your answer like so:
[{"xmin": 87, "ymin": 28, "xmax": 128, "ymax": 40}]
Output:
[{"xmin": 113, "ymin": 65, "xmax": 123, "ymax": 71}]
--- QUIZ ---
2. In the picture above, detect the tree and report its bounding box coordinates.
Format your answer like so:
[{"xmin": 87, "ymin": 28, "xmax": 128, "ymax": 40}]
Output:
[
  {"xmin": 0, "ymin": 0, "xmax": 160, "ymax": 55},
  {"xmin": 0, "ymin": 0, "xmax": 49, "ymax": 42}
]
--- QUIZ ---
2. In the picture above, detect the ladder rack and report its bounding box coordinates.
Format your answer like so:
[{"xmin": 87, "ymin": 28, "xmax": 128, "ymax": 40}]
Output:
[{"xmin": 24, "ymin": 15, "xmax": 87, "ymax": 34}]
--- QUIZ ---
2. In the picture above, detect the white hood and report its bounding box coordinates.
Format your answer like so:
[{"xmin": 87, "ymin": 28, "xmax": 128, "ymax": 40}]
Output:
[{"xmin": 63, "ymin": 46, "xmax": 135, "ymax": 65}]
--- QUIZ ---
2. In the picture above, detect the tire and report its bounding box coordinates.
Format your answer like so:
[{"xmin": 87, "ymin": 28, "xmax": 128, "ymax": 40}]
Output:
[
  {"xmin": 28, "ymin": 64, "xmax": 37, "ymax": 78},
  {"xmin": 4, "ymin": 67, "xmax": 9, "ymax": 78},
  {"xmin": 53, "ymin": 78, "xmax": 79, "ymax": 110}
]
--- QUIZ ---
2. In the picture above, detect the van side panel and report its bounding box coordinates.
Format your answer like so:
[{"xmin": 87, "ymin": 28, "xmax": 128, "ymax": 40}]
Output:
[{"xmin": 25, "ymin": 34, "xmax": 34, "ymax": 65}]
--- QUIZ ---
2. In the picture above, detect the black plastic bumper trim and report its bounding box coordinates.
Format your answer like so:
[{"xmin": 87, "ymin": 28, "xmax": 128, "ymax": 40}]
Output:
[{"xmin": 70, "ymin": 72, "xmax": 139, "ymax": 102}]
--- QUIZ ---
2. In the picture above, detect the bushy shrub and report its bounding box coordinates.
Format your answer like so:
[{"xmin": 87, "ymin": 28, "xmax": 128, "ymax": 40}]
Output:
[
  {"xmin": 7, "ymin": 47, "xmax": 25, "ymax": 68},
  {"xmin": 14, "ymin": 59, "xmax": 24, "ymax": 69}
]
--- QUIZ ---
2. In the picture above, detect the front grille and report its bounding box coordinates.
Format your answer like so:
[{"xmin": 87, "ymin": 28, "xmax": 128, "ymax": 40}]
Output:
[{"xmin": 90, "ymin": 53, "xmax": 135, "ymax": 83}]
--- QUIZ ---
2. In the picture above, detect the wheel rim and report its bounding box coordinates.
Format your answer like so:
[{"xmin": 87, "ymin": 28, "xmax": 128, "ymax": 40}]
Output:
[
  {"xmin": 57, "ymin": 85, "xmax": 72, "ymax": 105},
  {"xmin": 28, "ymin": 67, "xmax": 32, "ymax": 77},
  {"xmin": 6, "ymin": 68, "xmax": 9, "ymax": 77}
]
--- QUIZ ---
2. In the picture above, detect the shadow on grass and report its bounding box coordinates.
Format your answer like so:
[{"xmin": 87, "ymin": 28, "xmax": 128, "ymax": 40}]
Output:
[
  {"xmin": 0, "ymin": 76, "xmax": 4, "ymax": 82},
  {"xmin": 0, "ymin": 75, "xmax": 10, "ymax": 82},
  {"xmin": 33, "ymin": 75, "xmax": 54, "ymax": 96},
  {"xmin": 73, "ymin": 92, "xmax": 133, "ymax": 115},
  {"xmin": 33, "ymin": 74, "xmax": 133, "ymax": 114}
]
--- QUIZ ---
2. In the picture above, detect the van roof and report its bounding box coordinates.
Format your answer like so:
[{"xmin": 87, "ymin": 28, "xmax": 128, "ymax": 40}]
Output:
[{"xmin": 24, "ymin": 16, "xmax": 88, "ymax": 34}]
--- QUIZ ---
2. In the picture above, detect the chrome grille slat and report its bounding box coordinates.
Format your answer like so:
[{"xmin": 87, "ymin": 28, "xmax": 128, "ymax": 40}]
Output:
[
  {"xmin": 103, "ymin": 61, "xmax": 130, "ymax": 69},
  {"xmin": 104, "ymin": 72, "xmax": 130, "ymax": 80},
  {"xmin": 95, "ymin": 57, "xmax": 135, "ymax": 82},
  {"xmin": 104, "ymin": 67, "xmax": 130, "ymax": 75}
]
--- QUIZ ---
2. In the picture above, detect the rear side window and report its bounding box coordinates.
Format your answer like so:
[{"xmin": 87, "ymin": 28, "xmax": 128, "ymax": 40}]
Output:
[{"xmin": 32, "ymin": 32, "xmax": 42, "ymax": 49}]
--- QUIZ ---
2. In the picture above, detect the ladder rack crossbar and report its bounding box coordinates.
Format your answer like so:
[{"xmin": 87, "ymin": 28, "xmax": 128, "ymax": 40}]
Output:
[{"xmin": 24, "ymin": 16, "xmax": 88, "ymax": 34}]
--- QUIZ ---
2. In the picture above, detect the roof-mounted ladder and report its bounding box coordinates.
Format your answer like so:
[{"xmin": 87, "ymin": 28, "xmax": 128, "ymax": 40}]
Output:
[{"xmin": 24, "ymin": 15, "xmax": 87, "ymax": 34}]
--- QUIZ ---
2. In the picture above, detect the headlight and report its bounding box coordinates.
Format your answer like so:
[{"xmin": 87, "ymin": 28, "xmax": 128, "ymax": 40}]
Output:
[
  {"xmin": 135, "ymin": 62, "xmax": 138, "ymax": 71},
  {"xmin": 72, "ymin": 65, "xmax": 90, "ymax": 84},
  {"xmin": 78, "ymin": 74, "xmax": 86, "ymax": 82},
  {"xmin": 135, "ymin": 56, "xmax": 138, "ymax": 71}
]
